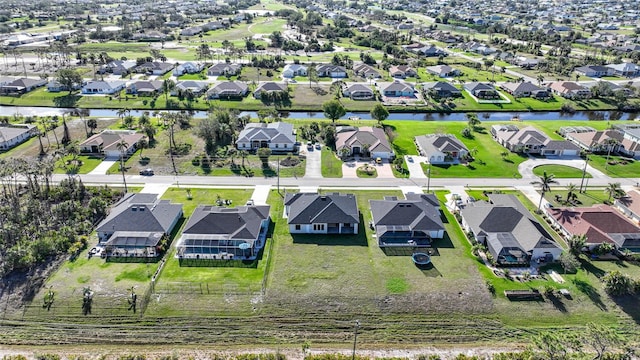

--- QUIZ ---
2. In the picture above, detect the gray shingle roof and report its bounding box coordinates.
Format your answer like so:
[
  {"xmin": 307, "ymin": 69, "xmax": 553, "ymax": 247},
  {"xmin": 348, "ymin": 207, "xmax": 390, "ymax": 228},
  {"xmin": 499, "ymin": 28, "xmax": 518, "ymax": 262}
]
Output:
[
  {"xmin": 285, "ymin": 193, "xmax": 359, "ymax": 225},
  {"xmin": 96, "ymin": 194, "xmax": 183, "ymax": 235},
  {"xmin": 236, "ymin": 122, "xmax": 296, "ymax": 145},
  {"xmin": 182, "ymin": 205, "xmax": 270, "ymax": 243},
  {"xmin": 369, "ymin": 193, "xmax": 444, "ymax": 236}
]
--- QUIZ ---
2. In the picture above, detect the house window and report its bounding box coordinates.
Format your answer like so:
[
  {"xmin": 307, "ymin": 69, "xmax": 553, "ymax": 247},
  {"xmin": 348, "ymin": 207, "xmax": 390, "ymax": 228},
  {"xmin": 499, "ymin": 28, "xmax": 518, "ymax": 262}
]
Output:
[
  {"xmin": 275, "ymin": 144, "xmax": 279, "ymax": 148},
  {"xmin": 313, "ymin": 224, "xmax": 325, "ymax": 231},
  {"xmin": 295, "ymin": 224, "xmax": 301, "ymax": 230},
  {"xmin": 284, "ymin": 144, "xmax": 288, "ymax": 148}
]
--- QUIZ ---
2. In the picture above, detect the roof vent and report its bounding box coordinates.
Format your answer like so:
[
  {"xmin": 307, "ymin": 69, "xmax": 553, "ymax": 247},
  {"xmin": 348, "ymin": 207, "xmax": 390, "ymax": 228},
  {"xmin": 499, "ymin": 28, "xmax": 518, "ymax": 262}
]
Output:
[{"xmin": 320, "ymin": 196, "xmax": 327, "ymax": 201}]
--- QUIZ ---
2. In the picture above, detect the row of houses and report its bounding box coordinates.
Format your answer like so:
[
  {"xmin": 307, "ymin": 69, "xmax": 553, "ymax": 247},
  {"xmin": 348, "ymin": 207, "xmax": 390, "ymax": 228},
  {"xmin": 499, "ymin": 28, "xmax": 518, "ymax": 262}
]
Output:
[
  {"xmin": 562, "ymin": 124, "xmax": 640, "ymax": 159},
  {"xmin": 96, "ymin": 191, "xmax": 446, "ymax": 261},
  {"xmin": 575, "ymin": 63, "xmax": 640, "ymax": 78}
]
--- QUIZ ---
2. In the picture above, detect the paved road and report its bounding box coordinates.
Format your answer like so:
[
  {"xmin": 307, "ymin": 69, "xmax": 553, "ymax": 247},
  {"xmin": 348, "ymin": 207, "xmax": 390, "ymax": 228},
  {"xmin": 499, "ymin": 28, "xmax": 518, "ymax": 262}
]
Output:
[{"xmin": 52, "ymin": 172, "xmax": 640, "ymax": 190}]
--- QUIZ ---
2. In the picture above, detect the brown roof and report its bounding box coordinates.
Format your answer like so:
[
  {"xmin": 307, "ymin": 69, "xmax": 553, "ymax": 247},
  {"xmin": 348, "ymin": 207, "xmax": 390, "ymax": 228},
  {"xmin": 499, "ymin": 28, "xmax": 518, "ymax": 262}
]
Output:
[
  {"xmin": 619, "ymin": 190, "xmax": 640, "ymax": 217},
  {"xmin": 568, "ymin": 130, "xmax": 624, "ymax": 147},
  {"xmin": 547, "ymin": 205, "xmax": 640, "ymax": 245}
]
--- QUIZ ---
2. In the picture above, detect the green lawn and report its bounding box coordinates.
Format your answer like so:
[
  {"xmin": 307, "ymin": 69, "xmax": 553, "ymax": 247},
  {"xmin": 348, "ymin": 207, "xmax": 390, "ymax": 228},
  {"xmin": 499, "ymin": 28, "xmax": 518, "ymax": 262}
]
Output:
[
  {"xmin": 532, "ymin": 165, "xmax": 591, "ymax": 179},
  {"xmin": 25, "ymin": 244, "xmax": 161, "ymax": 319},
  {"xmin": 388, "ymin": 121, "xmax": 525, "ymax": 178},
  {"xmin": 321, "ymin": 146, "xmax": 343, "ymax": 178},
  {"xmin": 588, "ymin": 155, "xmax": 640, "ymax": 178},
  {"xmin": 53, "ymin": 155, "xmax": 103, "ymax": 174},
  {"xmin": 544, "ymin": 189, "xmax": 610, "ymax": 207},
  {"xmin": 249, "ymin": 18, "xmax": 287, "ymax": 34},
  {"xmin": 160, "ymin": 187, "xmax": 254, "ymax": 217}
]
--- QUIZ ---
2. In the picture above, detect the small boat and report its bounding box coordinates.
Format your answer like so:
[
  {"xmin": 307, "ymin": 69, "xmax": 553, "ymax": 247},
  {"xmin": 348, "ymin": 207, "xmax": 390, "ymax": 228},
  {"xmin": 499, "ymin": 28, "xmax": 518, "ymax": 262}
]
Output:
[
  {"xmin": 349, "ymin": 116, "xmax": 360, "ymax": 121},
  {"xmin": 511, "ymin": 115, "xmax": 521, "ymax": 122}
]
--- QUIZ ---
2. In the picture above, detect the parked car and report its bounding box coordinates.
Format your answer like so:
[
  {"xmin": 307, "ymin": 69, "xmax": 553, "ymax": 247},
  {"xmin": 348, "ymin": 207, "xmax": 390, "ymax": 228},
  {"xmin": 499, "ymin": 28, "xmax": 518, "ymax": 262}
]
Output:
[
  {"xmin": 306, "ymin": 141, "xmax": 313, "ymax": 150},
  {"xmin": 407, "ymin": 156, "xmax": 414, "ymax": 163},
  {"xmin": 315, "ymin": 143, "xmax": 321, "ymax": 150},
  {"xmin": 139, "ymin": 168, "xmax": 154, "ymax": 176}
]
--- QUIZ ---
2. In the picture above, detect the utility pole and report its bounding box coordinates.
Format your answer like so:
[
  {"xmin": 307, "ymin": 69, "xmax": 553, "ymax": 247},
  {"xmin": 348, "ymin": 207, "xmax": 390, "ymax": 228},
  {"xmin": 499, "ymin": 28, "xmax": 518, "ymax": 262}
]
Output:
[
  {"xmin": 579, "ymin": 154, "xmax": 589, "ymax": 193},
  {"xmin": 352, "ymin": 320, "xmax": 360, "ymax": 360},
  {"xmin": 426, "ymin": 162, "xmax": 432, "ymax": 193}
]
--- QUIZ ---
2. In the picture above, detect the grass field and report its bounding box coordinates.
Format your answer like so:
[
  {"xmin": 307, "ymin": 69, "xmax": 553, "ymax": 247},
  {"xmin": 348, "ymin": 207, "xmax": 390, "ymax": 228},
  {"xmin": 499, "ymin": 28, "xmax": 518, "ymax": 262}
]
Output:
[
  {"xmin": 321, "ymin": 146, "xmax": 343, "ymax": 178},
  {"xmin": 532, "ymin": 164, "xmax": 591, "ymax": 178},
  {"xmin": 387, "ymin": 121, "xmax": 526, "ymax": 178}
]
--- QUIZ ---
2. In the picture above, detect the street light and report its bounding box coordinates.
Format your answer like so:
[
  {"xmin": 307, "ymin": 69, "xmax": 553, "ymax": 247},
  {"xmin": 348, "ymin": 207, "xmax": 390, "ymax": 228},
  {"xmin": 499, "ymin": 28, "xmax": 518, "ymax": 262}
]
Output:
[{"xmin": 352, "ymin": 320, "xmax": 360, "ymax": 360}]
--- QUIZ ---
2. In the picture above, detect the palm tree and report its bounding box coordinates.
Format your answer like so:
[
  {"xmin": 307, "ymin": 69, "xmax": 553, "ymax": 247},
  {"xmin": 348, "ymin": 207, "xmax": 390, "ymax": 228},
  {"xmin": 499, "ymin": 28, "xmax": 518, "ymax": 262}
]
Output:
[
  {"xmin": 565, "ymin": 183, "xmax": 578, "ymax": 204},
  {"xmin": 604, "ymin": 182, "xmax": 624, "ymax": 202},
  {"xmin": 116, "ymin": 139, "xmax": 129, "ymax": 192},
  {"xmin": 239, "ymin": 150, "xmax": 248, "ymax": 167},
  {"xmin": 137, "ymin": 138, "xmax": 148, "ymax": 159},
  {"xmin": 531, "ymin": 171, "xmax": 558, "ymax": 212},
  {"xmin": 604, "ymin": 138, "xmax": 619, "ymax": 169}
]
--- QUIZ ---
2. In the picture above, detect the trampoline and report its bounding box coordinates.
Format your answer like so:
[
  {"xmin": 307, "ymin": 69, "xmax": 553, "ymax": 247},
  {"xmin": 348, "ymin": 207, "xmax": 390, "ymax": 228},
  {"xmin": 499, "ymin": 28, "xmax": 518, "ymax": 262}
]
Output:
[{"xmin": 412, "ymin": 252, "xmax": 431, "ymax": 265}]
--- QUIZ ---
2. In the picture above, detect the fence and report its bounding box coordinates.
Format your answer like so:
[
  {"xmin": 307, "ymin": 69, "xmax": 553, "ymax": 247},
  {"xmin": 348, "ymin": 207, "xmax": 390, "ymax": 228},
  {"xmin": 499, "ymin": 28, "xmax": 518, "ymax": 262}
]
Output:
[{"xmin": 153, "ymin": 282, "xmax": 262, "ymax": 295}]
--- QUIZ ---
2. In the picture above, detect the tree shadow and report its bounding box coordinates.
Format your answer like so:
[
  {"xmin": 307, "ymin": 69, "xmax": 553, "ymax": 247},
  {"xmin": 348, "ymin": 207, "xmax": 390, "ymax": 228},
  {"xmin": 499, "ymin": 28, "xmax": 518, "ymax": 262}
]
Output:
[
  {"xmin": 581, "ymin": 259, "xmax": 607, "ymax": 278},
  {"xmin": 610, "ymin": 294, "xmax": 640, "ymax": 324},
  {"xmin": 53, "ymin": 94, "xmax": 81, "ymax": 108},
  {"xmin": 546, "ymin": 293, "xmax": 568, "ymax": 313},
  {"xmin": 572, "ymin": 278, "xmax": 607, "ymax": 311}
]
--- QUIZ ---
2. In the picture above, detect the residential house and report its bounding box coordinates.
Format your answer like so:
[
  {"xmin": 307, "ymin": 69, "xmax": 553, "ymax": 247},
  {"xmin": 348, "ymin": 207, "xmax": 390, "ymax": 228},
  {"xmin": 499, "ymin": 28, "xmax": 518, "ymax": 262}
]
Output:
[
  {"xmin": 606, "ymin": 63, "xmax": 640, "ymax": 77},
  {"xmin": 615, "ymin": 190, "xmax": 640, "ymax": 224},
  {"xmin": 516, "ymin": 57, "xmax": 539, "ymax": 69},
  {"xmin": 316, "ymin": 64, "xmax": 347, "ymax": 78},
  {"xmin": 335, "ymin": 126, "xmax": 394, "ymax": 159},
  {"xmin": 134, "ymin": 62, "xmax": 175, "ymax": 75},
  {"xmin": 464, "ymin": 82, "xmax": 500, "ymax": 99},
  {"xmin": 126, "ymin": 80, "xmax": 163, "ymax": 96},
  {"xmin": 460, "ymin": 194, "xmax": 562, "ymax": 265},
  {"xmin": 207, "ymin": 63, "xmax": 242, "ymax": 77},
  {"xmin": 173, "ymin": 62, "xmax": 205, "ymax": 76},
  {"xmin": 426, "ymin": 65, "xmax": 459, "ymax": 77},
  {"xmin": 284, "ymin": 193, "xmax": 359, "ymax": 235},
  {"xmin": 548, "ymin": 81, "xmax": 591, "ymax": 99},
  {"xmin": 342, "ymin": 83, "xmax": 375, "ymax": 100},
  {"xmin": 97, "ymin": 60, "xmax": 137, "ymax": 75},
  {"xmin": 565, "ymin": 130, "xmax": 624, "ymax": 152},
  {"xmin": 388, "ymin": 65, "xmax": 416, "ymax": 79},
  {"xmin": 575, "ymin": 65, "xmax": 615, "ymax": 78},
  {"xmin": 81, "ymin": 80, "xmax": 126, "ymax": 95},
  {"xmin": 606, "ymin": 81, "xmax": 634, "ymax": 97},
  {"xmin": 613, "ymin": 124, "xmax": 640, "ymax": 159},
  {"xmin": 235, "ymin": 122, "xmax": 297, "ymax": 153},
  {"xmin": 177, "ymin": 204, "xmax": 271, "ymax": 260},
  {"xmin": 422, "ymin": 81, "xmax": 461, "ymax": 98},
  {"xmin": 47, "ymin": 79, "xmax": 82, "ymax": 92},
  {"xmin": 370, "ymin": 193, "xmax": 444, "ymax": 248},
  {"xmin": 132, "ymin": 31, "xmax": 168, "ymax": 42},
  {"xmin": 282, "ymin": 64, "xmax": 308, "ymax": 78},
  {"xmin": 382, "ymin": 81, "xmax": 415, "ymax": 97},
  {"xmin": 0, "ymin": 78, "xmax": 47, "ymax": 95},
  {"xmin": 171, "ymin": 81, "xmax": 208, "ymax": 96},
  {"xmin": 492, "ymin": 125, "xmax": 580, "ymax": 157},
  {"xmin": 79, "ymin": 130, "xmax": 145, "ymax": 158},
  {"xmin": 253, "ymin": 82, "xmax": 288, "ymax": 99},
  {"xmin": 206, "ymin": 81, "xmax": 249, "ymax": 99},
  {"xmin": 547, "ymin": 205, "xmax": 640, "ymax": 253},
  {"xmin": 180, "ymin": 26, "xmax": 203, "ymax": 37},
  {"xmin": 415, "ymin": 134, "xmax": 469, "ymax": 164},
  {"xmin": 97, "ymin": 193, "xmax": 183, "ymax": 259},
  {"xmin": 500, "ymin": 81, "xmax": 549, "ymax": 98},
  {"xmin": 0, "ymin": 124, "xmax": 37, "ymax": 151},
  {"xmin": 353, "ymin": 63, "xmax": 381, "ymax": 79}
]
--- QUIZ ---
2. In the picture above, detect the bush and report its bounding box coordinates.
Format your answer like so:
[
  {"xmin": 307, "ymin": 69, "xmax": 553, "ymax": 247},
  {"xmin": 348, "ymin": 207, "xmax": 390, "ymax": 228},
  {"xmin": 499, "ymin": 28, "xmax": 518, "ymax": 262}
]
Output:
[{"xmin": 35, "ymin": 355, "xmax": 61, "ymax": 360}]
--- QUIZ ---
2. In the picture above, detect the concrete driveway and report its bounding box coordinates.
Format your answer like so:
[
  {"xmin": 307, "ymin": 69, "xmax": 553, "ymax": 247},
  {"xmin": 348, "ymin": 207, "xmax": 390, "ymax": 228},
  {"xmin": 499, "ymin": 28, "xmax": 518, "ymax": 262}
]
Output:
[
  {"xmin": 302, "ymin": 147, "xmax": 322, "ymax": 178},
  {"xmin": 518, "ymin": 157, "xmax": 607, "ymax": 179},
  {"xmin": 89, "ymin": 157, "xmax": 118, "ymax": 175},
  {"xmin": 373, "ymin": 160, "xmax": 395, "ymax": 178},
  {"xmin": 405, "ymin": 155, "xmax": 428, "ymax": 179}
]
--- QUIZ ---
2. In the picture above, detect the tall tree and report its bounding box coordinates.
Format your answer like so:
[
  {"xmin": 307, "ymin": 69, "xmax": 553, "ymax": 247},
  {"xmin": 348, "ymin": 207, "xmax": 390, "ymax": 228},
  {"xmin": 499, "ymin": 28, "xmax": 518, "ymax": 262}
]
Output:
[
  {"xmin": 116, "ymin": 139, "xmax": 129, "ymax": 192},
  {"xmin": 56, "ymin": 69, "xmax": 83, "ymax": 95},
  {"xmin": 322, "ymin": 100, "xmax": 346, "ymax": 125},
  {"xmin": 583, "ymin": 322, "xmax": 625, "ymax": 360},
  {"xmin": 604, "ymin": 182, "xmax": 624, "ymax": 202},
  {"xmin": 531, "ymin": 171, "xmax": 558, "ymax": 212},
  {"xmin": 370, "ymin": 103, "xmax": 389, "ymax": 125}
]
